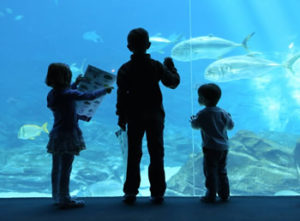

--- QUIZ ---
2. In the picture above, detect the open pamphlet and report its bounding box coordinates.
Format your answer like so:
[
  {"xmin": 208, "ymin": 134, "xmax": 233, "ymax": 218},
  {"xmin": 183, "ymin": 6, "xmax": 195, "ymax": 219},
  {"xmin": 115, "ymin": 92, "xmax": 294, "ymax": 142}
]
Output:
[{"xmin": 76, "ymin": 65, "xmax": 116, "ymax": 121}]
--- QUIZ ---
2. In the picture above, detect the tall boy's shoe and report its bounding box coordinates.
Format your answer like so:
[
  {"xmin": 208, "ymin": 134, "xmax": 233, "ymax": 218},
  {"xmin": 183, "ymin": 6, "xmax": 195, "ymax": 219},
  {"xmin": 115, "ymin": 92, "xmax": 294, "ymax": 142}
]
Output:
[
  {"xmin": 219, "ymin": 196, "xmax": 230, "ymax": 202},
  {"xmin": 58, "ymin": 199, "xmax": 85, "ymax": 209},
  {"xmin": 150, "ymin": 196, "xmax": 164, "ymax": 204},
  {"xmin": 123, "ymin": 194, "xmax": 136, "ymax": 204},
  {"xmin": 200, "ymin": 196, "xmax": 216, "ymax": 203}
]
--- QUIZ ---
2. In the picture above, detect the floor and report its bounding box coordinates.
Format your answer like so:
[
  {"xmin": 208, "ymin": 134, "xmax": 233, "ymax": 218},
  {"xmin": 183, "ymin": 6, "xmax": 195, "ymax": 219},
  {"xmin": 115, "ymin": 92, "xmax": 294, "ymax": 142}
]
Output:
[{"xmin": 1, "ymin": 196, "xmax": 300, "ymax": 221}]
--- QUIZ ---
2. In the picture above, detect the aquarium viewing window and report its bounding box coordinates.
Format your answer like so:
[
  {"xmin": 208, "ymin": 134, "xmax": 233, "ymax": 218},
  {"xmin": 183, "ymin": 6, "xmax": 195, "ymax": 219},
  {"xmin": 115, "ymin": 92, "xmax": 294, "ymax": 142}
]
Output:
[{"xmin": 1, "ymin": 0, "xmax": 300, "ymax": 198}]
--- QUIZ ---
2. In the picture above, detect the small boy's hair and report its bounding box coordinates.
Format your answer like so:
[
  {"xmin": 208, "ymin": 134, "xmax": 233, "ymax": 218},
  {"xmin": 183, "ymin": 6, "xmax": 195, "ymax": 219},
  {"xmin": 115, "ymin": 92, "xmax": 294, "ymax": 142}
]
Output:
[
  {"xmin": 45, "ymin": 63, "xmax": 72, "ymax": 89},
  {"xmin": 127, "ymin": 27, "xmax": 150, "ymax": 51},
  {"xmin": 198, "ymin": 83, "xmax": 221, "ymax": 107}
]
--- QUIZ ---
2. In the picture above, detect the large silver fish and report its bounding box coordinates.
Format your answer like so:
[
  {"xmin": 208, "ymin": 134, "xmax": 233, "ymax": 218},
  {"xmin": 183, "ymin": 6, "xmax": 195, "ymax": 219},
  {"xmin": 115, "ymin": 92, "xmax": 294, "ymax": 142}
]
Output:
[
  {"xmin": 171, "ymin": 33, "xmax": 254, "ymax": 61},
  {"xmin": 204, "ymin": 52, "xmax": 300, "ymax": 82},
  {"xmin": 204, "ymin": 54, "xmax": 281, "ymax": 82}
]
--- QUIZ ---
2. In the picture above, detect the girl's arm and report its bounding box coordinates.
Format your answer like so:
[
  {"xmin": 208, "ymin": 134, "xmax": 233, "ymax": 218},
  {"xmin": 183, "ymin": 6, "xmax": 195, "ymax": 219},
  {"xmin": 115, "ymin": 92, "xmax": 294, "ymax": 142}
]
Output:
[{"xmin": 68, "ymin": 88, "xmax": 108, "ymax": 100}]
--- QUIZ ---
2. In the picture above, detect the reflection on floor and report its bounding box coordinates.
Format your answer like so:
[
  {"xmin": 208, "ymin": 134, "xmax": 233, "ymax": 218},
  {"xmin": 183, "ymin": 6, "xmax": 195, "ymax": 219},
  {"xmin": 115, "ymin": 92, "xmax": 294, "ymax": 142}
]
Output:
[{"xmin": 0, "ymin": 197, "xmax": 300, "ymax": 221}]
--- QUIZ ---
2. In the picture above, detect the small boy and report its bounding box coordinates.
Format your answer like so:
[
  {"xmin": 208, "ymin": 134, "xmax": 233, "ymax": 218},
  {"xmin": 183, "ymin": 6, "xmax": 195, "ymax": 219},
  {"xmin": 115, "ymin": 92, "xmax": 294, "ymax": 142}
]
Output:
[{"xmin": 190, "ymin": 83, "xmax": 234, "ymax": 203}]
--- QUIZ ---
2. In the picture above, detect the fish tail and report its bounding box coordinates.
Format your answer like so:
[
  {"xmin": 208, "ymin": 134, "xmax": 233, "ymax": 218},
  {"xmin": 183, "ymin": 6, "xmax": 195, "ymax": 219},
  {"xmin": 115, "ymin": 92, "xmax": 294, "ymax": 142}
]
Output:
[
  {"xmin": 242, "ymin": 32, "xmax": 255, "ymax": 51},
  {"xmin": 42, "ymin": 122, "xmax": 49, "ymax": 134},
  {"xmin": 284, "ymin": 52, "xmax": 300, "ymax": 74}
]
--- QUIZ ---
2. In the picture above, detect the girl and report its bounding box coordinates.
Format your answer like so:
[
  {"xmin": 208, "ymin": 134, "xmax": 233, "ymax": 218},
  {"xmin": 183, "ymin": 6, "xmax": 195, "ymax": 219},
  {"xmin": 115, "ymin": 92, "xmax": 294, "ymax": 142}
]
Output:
[{"xmin": 45, "ymin": 63, "xmax": 112, "ymax": 209}]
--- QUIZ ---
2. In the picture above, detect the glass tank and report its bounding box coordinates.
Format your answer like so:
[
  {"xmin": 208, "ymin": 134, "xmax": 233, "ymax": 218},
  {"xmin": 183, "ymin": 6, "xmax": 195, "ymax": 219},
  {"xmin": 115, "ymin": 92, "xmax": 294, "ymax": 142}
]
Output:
[{"xmin": 1, "ymin": 0, "xmax": 300, "ymax": 197}]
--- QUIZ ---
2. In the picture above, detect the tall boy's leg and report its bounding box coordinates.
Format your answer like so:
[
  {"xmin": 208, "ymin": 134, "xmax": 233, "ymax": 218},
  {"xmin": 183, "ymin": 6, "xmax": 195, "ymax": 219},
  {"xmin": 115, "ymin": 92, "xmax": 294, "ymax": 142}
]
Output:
[
  {"xmin": 146, "ymin": 113, "xmax": 166, "ymax": 198},
  {"xmin": 217, "ymin": 150, "xmax": 230, "ymax": 200},
  {"xmin": 58, "ymin": 153, "xmax": 74, "ymax": 203},
  {"xmin": 203, "ymin": 148, "xmax": 218, "ymax": 201},
  {"xmin": 123, "ymin": 120, "xmax": 145, "ymax": 196}
]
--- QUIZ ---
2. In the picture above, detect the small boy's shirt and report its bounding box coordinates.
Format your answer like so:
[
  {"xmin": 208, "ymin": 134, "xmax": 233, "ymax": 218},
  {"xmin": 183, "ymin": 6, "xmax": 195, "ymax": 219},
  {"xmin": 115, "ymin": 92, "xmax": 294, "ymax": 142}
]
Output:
[{"xmin": 191, "ymin": 106, "xmax": 234, "ymax": 150}]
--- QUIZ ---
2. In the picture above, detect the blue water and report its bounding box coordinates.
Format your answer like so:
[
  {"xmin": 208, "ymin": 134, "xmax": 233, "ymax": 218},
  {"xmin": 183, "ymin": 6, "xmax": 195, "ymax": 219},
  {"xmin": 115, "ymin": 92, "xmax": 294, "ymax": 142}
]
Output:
[{"xmin": 1, "ymin": 0, "xmax": 300, "ymax": 197}]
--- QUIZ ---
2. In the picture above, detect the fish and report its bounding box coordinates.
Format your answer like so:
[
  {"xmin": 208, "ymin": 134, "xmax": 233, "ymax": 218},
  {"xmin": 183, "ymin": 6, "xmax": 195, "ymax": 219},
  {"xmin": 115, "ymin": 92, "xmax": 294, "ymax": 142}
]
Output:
[
  {"xmin": 18, "ymin": 122, "xmax": 49, "ymax": 140},
  {"xmin": 171, "ymin": 32, "xmax": 255, "ymax": 61},
  {"xmin": 82, "ymin": 31, "xmax": 103, "ymax": 43},
  {"xmin": 15, "ymin": 15, "xmax": 23, "ymax": 21},
  {"xmin": 204, "ymin": 54, "xmax": 281, "ymax": 82},
  {"xmin": 148, "ymin": 33, "xmax": 183, "ymax": 54},
  {"xmin": 70, "ymin": 59, "xmax": 86, "ymax": 81},
  {"xmin": 204, "ymin": 52, "xmax": 300, "ymax": 82}
]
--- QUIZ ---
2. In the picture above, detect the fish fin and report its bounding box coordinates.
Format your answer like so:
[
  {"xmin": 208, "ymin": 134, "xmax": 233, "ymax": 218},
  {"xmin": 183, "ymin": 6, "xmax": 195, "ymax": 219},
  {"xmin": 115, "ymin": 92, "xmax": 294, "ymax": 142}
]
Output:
[
  {"xmin": 242, "ymin": 32, "xmax": 255, "ymax": 51},
  {"xmin": 42, "ymin": 122, "xmax": 49, "ymax": 134}
]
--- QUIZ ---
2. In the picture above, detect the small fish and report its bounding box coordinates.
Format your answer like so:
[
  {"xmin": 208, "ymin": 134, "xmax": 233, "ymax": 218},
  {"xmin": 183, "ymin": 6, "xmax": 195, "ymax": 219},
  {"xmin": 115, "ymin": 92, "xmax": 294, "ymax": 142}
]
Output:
[
  {"xmin": 18, "ymin": 122, "xmax": 49, "ymax": 140},
  {"xmin": 82, "ymin": 31, "xmax": 103, "ymax": 43},
  {"xmin": 70, "ymin": 59, "xmax": 86, "ymax": 77},
  {"xmin": 148, "ymin": 33, "xmax": 183, "ymax": 54},
  {"xmin": 15, "ymin": 15, "xmax": 23, "ymax": 21}
]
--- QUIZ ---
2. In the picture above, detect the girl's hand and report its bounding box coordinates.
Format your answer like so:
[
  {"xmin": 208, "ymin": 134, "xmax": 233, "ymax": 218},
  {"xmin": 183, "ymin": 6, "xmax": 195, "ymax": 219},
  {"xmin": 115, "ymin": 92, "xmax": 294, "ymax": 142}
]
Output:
[{"xmin": 75, "ymin": 74, "xmax": 84, "ymax": 85}]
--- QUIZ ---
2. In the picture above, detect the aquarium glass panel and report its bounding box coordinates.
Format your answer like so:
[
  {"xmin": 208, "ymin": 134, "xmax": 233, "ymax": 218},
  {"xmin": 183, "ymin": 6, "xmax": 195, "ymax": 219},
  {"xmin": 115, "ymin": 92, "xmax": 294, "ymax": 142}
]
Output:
[{"xmin": 1, "ymin": 0, "xmax": 300, "ymax": 197}]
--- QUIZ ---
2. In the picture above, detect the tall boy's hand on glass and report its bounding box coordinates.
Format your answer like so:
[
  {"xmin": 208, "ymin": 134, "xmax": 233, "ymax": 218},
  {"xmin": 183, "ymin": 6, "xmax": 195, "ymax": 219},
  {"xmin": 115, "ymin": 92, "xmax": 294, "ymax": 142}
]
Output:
[{"xmin": 163, "ymin": 57, "xmax": 175, "ymax": 69}]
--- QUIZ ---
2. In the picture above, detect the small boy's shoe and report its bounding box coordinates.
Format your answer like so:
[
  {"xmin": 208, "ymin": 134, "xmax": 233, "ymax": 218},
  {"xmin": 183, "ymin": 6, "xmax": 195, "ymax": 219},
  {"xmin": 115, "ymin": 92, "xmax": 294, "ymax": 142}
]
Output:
[
  {"xmin": 123, "ymin": 194, "xmax": 136, "ymax": 204},
  {"xmin": 200, "ymin": 196, "xmax": 216, "ymax": 203},
  {"xmin": 58, "ymin": 199, "xmax": 85, "ymax": 209},
  {"xmin": 150, "ymin": 196, "xmax": 164, "ymax": 204}
]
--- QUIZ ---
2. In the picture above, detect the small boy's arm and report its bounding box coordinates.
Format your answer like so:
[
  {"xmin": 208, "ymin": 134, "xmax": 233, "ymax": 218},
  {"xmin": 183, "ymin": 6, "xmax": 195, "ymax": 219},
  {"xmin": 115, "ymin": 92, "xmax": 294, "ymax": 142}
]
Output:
[
  {"xmin": 226, "ymin": 113, "xmax": 234, "ymax": 130},
  {"xmin": 190, "ymin": 115, "xmax": 201, "ymax": 129}
]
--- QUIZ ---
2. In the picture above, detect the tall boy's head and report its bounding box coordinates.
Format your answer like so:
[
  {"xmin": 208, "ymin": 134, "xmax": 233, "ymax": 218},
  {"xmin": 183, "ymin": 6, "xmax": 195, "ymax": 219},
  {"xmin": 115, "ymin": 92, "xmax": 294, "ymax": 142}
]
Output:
[
  {"xmin": 45, "ymin": 63, "xmax": 72, "ymax": 89},
  {"xmin": 127, "ymin": 28, "xmax": 151, "ymax": 54},
  {"xmin": 197, "ymin": 83, "xmax": 221, "ymax": 107}
]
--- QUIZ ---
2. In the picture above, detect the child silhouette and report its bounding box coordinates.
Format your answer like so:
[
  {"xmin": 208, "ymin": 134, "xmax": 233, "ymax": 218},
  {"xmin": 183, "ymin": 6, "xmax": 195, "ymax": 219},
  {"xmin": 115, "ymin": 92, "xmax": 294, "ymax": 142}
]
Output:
[
  {"xmin": 116, "ymin": 28, "xmax": 180, "ymax": 204},
  {"xmin": 45, "ymin": 63, "xmax": 112, "ymax": 209},
  {"xmin": 191, "ymin": 83, "xmax": 234, "ymax": 203}
]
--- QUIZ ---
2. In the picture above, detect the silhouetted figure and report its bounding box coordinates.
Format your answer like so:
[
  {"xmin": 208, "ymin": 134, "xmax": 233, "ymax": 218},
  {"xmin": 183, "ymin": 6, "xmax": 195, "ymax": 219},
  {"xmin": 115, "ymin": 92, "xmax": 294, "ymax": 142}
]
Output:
[
  {"xmin": 190, "ymin": 83, "xmax": 234, "ymax": 203},
  {"xmin": 45, "ymin": 63, "xmax": 112, "ymax": 209},
  {"xmin": 116, "ymin": 28, "xmax": 180, "ymax": 204}
]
